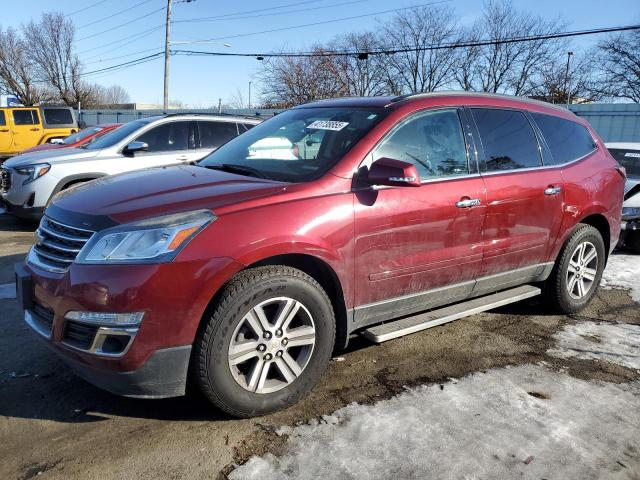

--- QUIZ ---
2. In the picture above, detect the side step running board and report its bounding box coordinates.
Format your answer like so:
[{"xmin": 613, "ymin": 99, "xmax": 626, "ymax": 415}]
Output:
[{"xmin": 361, "ymin": 285, "xmax": 541, "ymax": 343}]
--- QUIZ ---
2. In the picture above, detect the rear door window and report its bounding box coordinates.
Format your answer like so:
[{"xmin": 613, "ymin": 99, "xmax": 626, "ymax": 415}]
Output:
[
  {"xmin": 13, "ymin": 110, "xmax": 39, "ymax": 126},
  {"xmin": 0, "ymin": 110, "xmax": 5, "ymax": 126},
  {"xmin": 198, "ymin": 121, "xmax": 238, "ymax": 149},
  {"xmin": 135, "ymin": 121, "xmax": 190, "ymax": 152},
  {"xmin": 472, "ymin": 108, "xmax": 541, "ymax": 171},
  {"xmin": 42, "ymin": 108, "xmax": 74, "ymax": 125},
  {"xmin": 531, "ymin": 113, "xmax": 596, "ymax": 165}
]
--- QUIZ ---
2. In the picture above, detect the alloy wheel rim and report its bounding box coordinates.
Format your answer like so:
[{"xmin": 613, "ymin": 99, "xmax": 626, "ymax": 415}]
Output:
[
  {"xmin": 227, "ymin": 297, "xmax": 316, "ymax": 394},
  {"xmin": 566, "ymin": 241, "xmax": 598, "ymax": 300}
]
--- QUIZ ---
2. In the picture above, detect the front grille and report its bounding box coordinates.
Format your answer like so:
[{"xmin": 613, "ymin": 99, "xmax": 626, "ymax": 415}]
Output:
[
  {"xmin": 0, "ymin": 167, "xmax": 11, "ymax": 193},
  {"xmin": 32, "ymin": 216, "xmax": 94, "ymax": 272},
  {"xmin": 30, "ymin": 302, "xmax": 54, "ymax": 333},
  {"xmin": 62, "ymin": 320, "xmax": 98, "ymax": 350}
]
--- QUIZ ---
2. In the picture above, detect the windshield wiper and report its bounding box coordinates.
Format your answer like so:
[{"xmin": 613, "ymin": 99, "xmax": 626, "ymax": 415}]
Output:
[{"xmin": 203, "ymin": 163, "xmax": 271, "ymax": 180}]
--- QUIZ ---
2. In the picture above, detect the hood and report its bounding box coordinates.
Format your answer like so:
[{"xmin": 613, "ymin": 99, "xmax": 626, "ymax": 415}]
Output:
[
  {"xmin": 50, "ymin": 164, "xmax": 288, "ymax": 224},
  {"xmin": 22, "ymin": 144, "xmax": 64, "ymax": 154},
  {"xmin": 3, "ymin": 147, "xmax": 99, "ymax": 168}
]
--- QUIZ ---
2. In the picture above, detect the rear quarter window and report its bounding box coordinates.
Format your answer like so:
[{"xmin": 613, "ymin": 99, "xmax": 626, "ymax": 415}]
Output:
[
  {"xmin": 42, "ymin": 108, "xmax": 74, "ymax": 125},
  {"xmin": 0, "ymin": 110, "xmax": 5, "ymax": 126},
  {"xmin": 531, "ymin": 113, "xmax": 596, "ymax": 165}
]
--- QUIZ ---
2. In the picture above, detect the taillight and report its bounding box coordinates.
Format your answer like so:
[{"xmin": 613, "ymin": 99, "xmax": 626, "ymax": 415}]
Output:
[{"xmin": 615, "ymin": 165, "xmax": 626, "ymax": 179}]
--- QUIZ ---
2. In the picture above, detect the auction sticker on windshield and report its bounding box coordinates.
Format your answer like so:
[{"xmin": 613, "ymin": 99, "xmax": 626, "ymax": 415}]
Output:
[{"xmin": 306, "ymin": 120, "xmax": 349, "ymax": 131}]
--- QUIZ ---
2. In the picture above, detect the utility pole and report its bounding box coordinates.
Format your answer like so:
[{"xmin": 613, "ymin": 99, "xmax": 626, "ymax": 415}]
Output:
[
  {"xmin": 563, "ymin": 51, "xmax": 574, "ymax": 107},
  {"xmin": 248, "ymin": 81, "xmax": 252, "ymax": 110},
  {"xmin": 163, "ymin": 0, "xmax": 173, "ymax": 110}
]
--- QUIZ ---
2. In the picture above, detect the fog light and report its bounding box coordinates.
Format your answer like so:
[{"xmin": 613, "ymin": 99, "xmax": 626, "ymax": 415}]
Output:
[{"xmin": 64, "ymin": 311, "xmax": 144, "ymax": 326}]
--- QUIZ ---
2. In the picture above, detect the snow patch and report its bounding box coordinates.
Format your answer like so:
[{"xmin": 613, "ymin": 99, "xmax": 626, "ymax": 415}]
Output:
[
  {"xmin": 230, "ymin": 365, "xmax": 640, "ymax": 480},
  {"xmin": 548, "ymin": 321, "xmax": 640, "ymax": 370},
  {"xmin": 0, "ymin": 283, "xmax": 16, "ymax": 299},
  {"xmin": 601, "ymin": 253, "xmax": 640, "ymax": 302}
]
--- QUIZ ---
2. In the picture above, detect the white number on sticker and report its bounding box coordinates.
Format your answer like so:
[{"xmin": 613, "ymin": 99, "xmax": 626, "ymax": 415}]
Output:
[{"xmin": 306, "ymin": 120, "xmax": 349, "ymax": 131}]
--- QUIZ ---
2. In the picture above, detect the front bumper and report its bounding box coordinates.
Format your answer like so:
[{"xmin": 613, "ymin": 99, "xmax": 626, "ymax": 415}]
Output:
[
  {"xmin": 2, "ymin": 198, "xmax": 44, "ymax": 219},
  {"xmin": 621, "ymin": 219, "xmax": 639, "ymax": 231},
  {"xmin": 16, "ymin": 254, "xmax": 244, "ymax": 398}
]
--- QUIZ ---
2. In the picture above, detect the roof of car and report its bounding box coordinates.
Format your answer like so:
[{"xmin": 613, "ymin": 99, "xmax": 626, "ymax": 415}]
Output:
[{"xmin": 298, "ymin": 91, "xmax": 572, "ymax": 114}]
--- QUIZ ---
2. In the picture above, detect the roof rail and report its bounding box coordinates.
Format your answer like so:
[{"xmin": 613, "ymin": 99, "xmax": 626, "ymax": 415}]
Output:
[
  {"xmin": 161, "ymin": 112, "xmax": 268, "ymax": 120},
  {"xmin": 389, "ymin": 91, "xmax": 570, "ymax": 113}
]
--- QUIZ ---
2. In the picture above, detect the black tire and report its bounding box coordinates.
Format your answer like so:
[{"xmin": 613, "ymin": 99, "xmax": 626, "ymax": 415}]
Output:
[
  {"xmin": 193, "ymin": 265, "xmax": 335, "ymax": 418},
  {"xmin": 626, "ymin": 231, "xmax": 640, "ymax": 254},
  {"xmin": 545, "ymin": 223, "xmax": 606, "ymax": 314}
]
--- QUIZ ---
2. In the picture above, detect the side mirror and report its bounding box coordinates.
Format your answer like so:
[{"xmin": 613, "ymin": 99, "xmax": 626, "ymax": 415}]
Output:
[
  {"xmin": 367, "ymin": 157, "xmax": 421, "ymax": 187},
  {"xmin": 123, "ymin": 141, "xmax": 148, "ymax": 155}
]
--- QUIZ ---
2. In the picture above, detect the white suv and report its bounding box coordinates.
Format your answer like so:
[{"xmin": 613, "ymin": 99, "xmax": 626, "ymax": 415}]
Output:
[{"xmin": 0, "ymin": 114, "xmax": 261, "ymax": 219}]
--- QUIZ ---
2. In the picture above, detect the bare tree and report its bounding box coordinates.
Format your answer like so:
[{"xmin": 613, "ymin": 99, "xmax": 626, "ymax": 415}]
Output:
[
  {"xmin": 593, "ymin": 27, "xmax": 640, "ymax": 102},
  {"xmin": 528, "ymin": 52, "xmax": 601, "ymax": 104},
  {"xmin": 228, "ymin": 88, "xmax": 247, "ymax": 109},
  {"xmin": 258, "ymin": 47, "xmax": 346, "ymax": 107},
  {"xmin": 456, "ymin": 1, "xmax": 566, "ymax": 95},
  {"xmin": 98, "ymin": 85, "xmax": 131, "ymax": 105},
  {"xmin": 382, "ymin": 5, "xmax": 459, "ymax": 93},
  {"xmin": 327, "ymin": 32, "xmax": 392, "ymax": 96},
  {"xmin": 0, "ymin": 26, "xmax": 52, "ymax": 105},
  {"xmin": 23, "ymin": 12, "xmax": 86, "ymax": 107}
]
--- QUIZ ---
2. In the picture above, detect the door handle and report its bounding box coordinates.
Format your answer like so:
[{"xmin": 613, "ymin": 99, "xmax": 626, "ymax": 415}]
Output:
[
  {"xmin": 544, "ymin": 186, "xmax": 562, "ymax": 195},
  {"xmin": 456, "ymin": 198, "xmax": 481, "ymax": 208},
  {"xmin": 176, "ymin": 155, "xmax": 189, "ymax": 161},
  {"xmin": 0, "ymin": 128, "xmax": 8, "ymax": 132},
  {"xmin": 30, "ymin": 128, "xmax": 40, "ymax": 131}
]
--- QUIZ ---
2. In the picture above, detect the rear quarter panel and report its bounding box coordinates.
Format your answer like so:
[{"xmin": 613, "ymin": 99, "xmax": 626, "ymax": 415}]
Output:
[{"xmin": 550, "ymin": 143, "xmax": 624, "ymax": 260}]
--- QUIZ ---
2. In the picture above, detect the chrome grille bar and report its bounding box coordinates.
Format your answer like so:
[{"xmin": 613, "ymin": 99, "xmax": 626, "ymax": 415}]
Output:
[{"xmin": 29, "ymin": 215, "xmax": 95, "ymax": 273}]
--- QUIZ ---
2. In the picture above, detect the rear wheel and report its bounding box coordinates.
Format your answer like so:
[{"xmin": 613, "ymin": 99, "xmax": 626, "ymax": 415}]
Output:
[
  {"xmin": 545, "ymin": 224, "xmax": 605, "ymax": 313},
  {"xmin": 193, "ymin": 266, "xmax": 335, "ymax": 417}
]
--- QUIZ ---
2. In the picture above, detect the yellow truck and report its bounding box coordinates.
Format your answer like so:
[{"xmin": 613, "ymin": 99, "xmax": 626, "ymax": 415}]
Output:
[{"xmin": 0, "ymin": 106, "xmax": 78, "ymax": 158}]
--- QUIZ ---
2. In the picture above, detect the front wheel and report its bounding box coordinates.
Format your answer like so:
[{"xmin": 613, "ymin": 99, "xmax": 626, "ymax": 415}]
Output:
[
  {"xmin": 193, "ymin": 266, "xmax": 335, "ymax": 417},
  {"xmin": 545, "ymin": 224, "xmax": 605, "ymax": 313}
]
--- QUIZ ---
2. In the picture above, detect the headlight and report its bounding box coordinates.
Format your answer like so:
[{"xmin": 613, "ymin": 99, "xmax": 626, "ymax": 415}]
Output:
[
  {"xmin": 622, "ymin": 207, "xmax": 640, "ymax": 219},
  {"xmin": 14, "ymin": 163, "xmax": 51, "ymax": 185},
  {"xmin": 76, "ymin": 209, "xmax": 215, "ymax": 264}
]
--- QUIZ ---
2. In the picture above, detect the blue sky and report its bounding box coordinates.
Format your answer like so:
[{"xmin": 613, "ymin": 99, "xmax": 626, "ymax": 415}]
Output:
[{"xmin": 5, "ymin": 0, "xmax": 640, "ymax": 106}]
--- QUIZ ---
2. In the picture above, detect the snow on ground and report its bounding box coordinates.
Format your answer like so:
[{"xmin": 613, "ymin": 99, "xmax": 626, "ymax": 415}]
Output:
[
  {"xmin": 231, "ymin": 364, "xmax": 640, "ymax": 480},
  {"xmin": 601, "ymin": 253, "xmax": 640, "ymax": 302},
  {"xmin": 549, "ymin": 321, "xmax": 640, "ymax": 370},
  {"xmin": 0, "ymin": 283, "xmax": 16, "ymax": 299}
]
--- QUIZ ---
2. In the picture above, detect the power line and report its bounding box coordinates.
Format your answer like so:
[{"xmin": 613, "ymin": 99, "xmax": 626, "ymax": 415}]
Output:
[
  {"xmin": 174, "ymin": 0, "xmax": 327, "ymax": 23},
  {"xmin": 78, "ymin": 25, "xmax": 165, "ymax": 56},
  {"xmin": 77, "ymin": 0, "xmax": 154, "ymax": 29},
  {"xmin": 66, "ymin": 0, "xmax": 108, "ymax": 17},
  {"xmin": 175, "ymin": 1, "xmax": 451, "ymax": 44},
  {"xmin": 173, "ymin": 0, "xmax": 367, "ymax": 24},
  {"xmin": 68, "ymin": 23, "xmax": 640, "ymax": 81},
  {"xmin": 76, "ymin": 6, "xmax": 166, "ymax": 42},
  {"xmin": 174, "ymin": 24, "xmax": 640, "ymax": 58}
]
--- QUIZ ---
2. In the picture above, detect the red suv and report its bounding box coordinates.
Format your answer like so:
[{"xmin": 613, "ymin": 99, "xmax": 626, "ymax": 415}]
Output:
[{"xmin": 16, "ymin": 93, "xmax": 624, "ymax": 417}]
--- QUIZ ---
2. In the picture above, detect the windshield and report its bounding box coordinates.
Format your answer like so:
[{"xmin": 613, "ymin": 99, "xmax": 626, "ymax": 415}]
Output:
[
  {"xmin": 83, "ymin": 119, "xmax": 150, "ymax": 150},
  {"xmin": 199, "ymin": 107, "xmax": 389, "ymax": 182},
  {"xmin": 63, "ymin": 126, "xmax": 105, "ymax": 145},
  {"xmin": 609, "ymin": 148, "xmax": 640, "ymax": 179}
]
